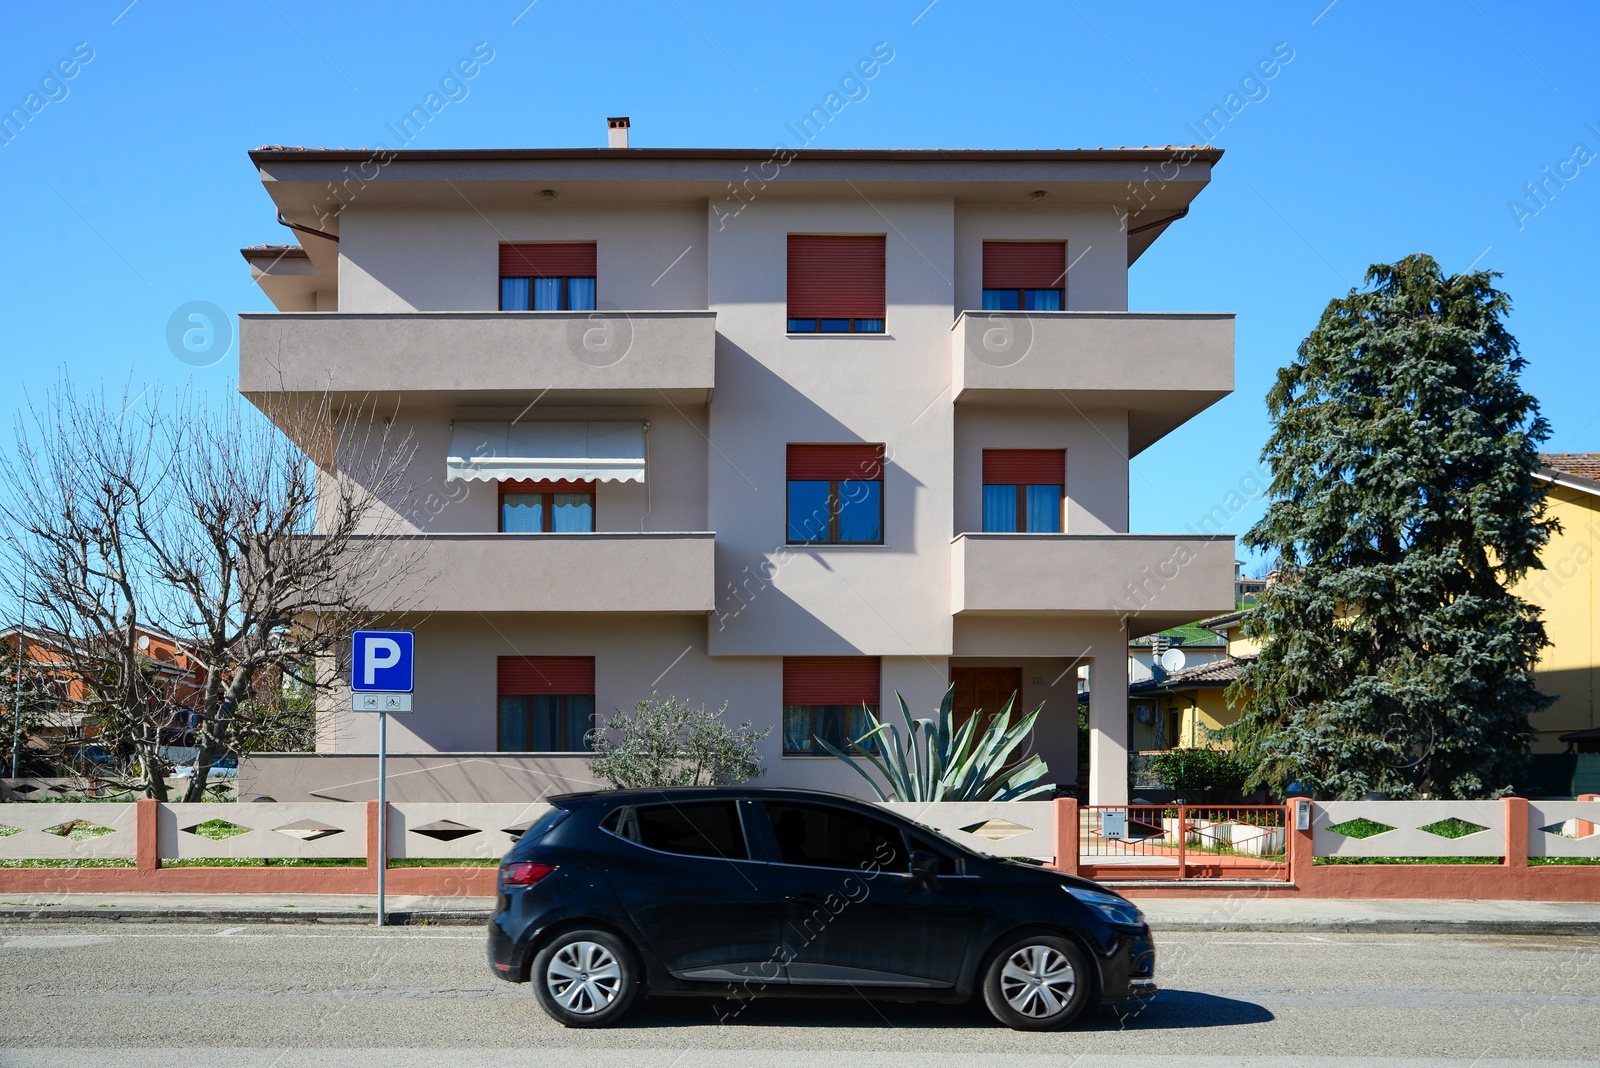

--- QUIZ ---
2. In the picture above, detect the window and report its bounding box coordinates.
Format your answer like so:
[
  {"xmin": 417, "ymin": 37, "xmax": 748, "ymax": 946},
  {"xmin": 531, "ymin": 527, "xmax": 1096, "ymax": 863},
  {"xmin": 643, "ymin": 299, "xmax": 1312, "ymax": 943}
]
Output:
[
  {"xmin": 782, "ymin": 656, "xmax": 880, "ymax": 756},
  {"xmin": 499, "ymin": 479, "xmax": 595, "ymax": 533},
  {"xmin": 786, "ymin": 444, "xmax": 884, "ymax": 544},
  {"xmin": 765, "ymin": 801, "xmax": 910, "ymax": 872},
  {"xmin": 981, "ymin": 449, "xmax": 1064, "ymax": 533},
  {"xmin": 632, "ymin": 802, "xmax": 748, "ymax": 860},
  {"xmin": 787, "ymin": 234, "xmax": 886, "ymax": 333},
  {"xmin": 499, "ymin": 243, "xmax": 597, "ymax": 311},
  {"xmin": 497, "ymin": 656, "xmax": 595, "ymax": 752},
  {"xmin": 981, "ymin": 241, "xmax": 1065, "ymax": 312}
]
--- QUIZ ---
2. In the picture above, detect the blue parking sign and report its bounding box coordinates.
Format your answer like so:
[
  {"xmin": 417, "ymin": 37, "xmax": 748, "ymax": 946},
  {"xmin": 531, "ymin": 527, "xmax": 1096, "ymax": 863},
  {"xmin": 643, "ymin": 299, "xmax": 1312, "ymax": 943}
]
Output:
[{"xmin": 352, "ymin": 630, "xmax": 414, "ymax": 693}]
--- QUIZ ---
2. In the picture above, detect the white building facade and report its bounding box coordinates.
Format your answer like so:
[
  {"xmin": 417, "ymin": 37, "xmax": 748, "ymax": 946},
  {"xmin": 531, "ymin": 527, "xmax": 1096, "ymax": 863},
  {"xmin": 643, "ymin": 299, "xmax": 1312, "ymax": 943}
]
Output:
[{"xmin": 238, "ymin": 138, "xmax": 1235, "ymax": 805}]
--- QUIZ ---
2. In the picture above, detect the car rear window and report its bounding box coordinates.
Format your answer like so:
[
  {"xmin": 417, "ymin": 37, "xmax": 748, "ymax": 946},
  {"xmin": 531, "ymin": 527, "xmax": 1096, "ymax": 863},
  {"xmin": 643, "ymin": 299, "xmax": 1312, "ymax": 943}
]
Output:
[
  {"xmin": 627, "ymin": 801, "xmax": 749, "ymax": 861},
  {"xmin": 516, "ymin": 807, "xmax": 571, "ymax": 843}
]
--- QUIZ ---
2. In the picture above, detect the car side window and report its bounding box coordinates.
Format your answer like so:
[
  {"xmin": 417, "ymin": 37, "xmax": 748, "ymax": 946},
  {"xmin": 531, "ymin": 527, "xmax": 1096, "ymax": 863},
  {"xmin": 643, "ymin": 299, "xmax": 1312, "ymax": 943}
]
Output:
[
  {"xmin": 908, "ymin": 832, "xmax": 961, "ymax": 875},
  {"xmin": 624, "ymin": 801, "xmax": 749, "ymax": 861},
  {"xmin": 765, "ymin": 801, "xmax": 910, "ymax": 873}
]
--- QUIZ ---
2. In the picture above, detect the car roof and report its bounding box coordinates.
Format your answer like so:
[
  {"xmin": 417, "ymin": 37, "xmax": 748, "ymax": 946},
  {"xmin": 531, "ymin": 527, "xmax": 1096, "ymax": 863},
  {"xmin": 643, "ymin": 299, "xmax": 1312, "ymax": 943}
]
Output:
[{"xmin": 546, "ymin": 785, "xmax": 881, "ymax": 806}]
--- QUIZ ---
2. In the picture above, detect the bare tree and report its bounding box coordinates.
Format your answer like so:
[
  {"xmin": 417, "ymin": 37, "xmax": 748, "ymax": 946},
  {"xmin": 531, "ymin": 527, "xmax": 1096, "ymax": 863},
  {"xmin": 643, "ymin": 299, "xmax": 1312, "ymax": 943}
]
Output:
[
  {"xmin": 0, "ymin": 382, "xmax": 183, "ymax": 797},
  {"xmin": 139, "ymin": 389, "xmax": 420, "ymax": 800},
  {"xmin": 1, "ymin": 381, "xmax": 421, "ymax": 800}
]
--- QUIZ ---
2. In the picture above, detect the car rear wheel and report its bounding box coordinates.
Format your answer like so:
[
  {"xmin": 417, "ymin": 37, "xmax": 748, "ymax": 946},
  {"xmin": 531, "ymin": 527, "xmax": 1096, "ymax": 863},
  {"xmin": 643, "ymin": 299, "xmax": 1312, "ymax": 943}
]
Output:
[
  {"xmin": 981, "ymin": 933, "xmax": 1092, "ymax": 1031},
  {"xmin": 531, "ymin": 929, "xmax": 640, "ymax": 1027}
]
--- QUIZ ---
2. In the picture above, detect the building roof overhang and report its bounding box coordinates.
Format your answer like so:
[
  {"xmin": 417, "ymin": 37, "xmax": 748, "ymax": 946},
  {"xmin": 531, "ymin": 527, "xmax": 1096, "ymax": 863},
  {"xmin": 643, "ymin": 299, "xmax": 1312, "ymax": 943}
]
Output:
[
  {"xmin": 1535, "ymin": 464, "xmax": 1600, "ymax": 499},
  {"xmin": 246, "ymin": 144, "xmax": 1223, "ymax": 270}
]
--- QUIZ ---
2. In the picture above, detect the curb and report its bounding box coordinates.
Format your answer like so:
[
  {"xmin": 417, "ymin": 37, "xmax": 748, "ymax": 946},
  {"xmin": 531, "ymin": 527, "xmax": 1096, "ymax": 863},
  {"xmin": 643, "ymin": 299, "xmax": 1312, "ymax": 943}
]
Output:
[
  {"xmin": 1153, "ymin": 918, "xmax": 1600, "ymax": 936},
  {"xmin": 2, "ymin": 910, "xmax": 1597, "ymax": 935},
  {"xmin": 0, "ymin": 909, "xmax": 490, "ymax": 926}
]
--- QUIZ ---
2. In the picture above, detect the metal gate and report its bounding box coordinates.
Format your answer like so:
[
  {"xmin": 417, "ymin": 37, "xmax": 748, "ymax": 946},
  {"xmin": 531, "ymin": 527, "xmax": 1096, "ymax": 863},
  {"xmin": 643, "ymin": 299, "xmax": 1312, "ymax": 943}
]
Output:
[{"xmin": 1079, "ymin": 804, "xmax": 1290, "ymax": 881}]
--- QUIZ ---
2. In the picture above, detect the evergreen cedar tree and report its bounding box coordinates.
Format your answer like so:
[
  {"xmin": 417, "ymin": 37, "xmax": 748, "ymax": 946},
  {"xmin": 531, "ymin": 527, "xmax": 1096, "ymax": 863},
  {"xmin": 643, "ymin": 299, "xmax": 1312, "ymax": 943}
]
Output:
[{"xmin": 1229, "ymin": 254, "xmax": 1555, "ymax": 800}]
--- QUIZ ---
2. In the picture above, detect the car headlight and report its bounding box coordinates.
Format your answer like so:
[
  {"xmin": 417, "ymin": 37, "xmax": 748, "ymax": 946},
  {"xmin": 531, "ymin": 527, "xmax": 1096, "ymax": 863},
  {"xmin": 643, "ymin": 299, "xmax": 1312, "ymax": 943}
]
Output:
[{"xmin": 1064, "ymin": 885, "xmax": 1145, "ymax": 927}]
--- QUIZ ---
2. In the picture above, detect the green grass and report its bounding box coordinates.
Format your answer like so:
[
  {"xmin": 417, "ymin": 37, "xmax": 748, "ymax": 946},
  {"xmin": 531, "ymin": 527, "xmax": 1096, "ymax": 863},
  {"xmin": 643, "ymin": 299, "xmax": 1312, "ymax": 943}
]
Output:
[
  {"xmin": 0, "ymin": 855, "xmax": 499, "ymax": 868},
  {"xmin": 45, "ymin": 820, "xmax": 115, "ymax": 841},
  {"xmin": 188, "ymin": 819, "xmax": 249, "ymax": 841},
  {"xmin": 1316, "ymin": 855, "xmax": 1500, "ymax": 865},
  {"xmin": 1, "ymin": 794, "xmax": 140, "ymax": 803},
  {"xmin": 0, "ymin": 825, "xmax": 18, "ymax": 837},
  {"xmin": 0, "ymin": 859, "xmax": 136, "ymax": 868},
  {"xmin": 1417, "ymin": 817, "xmax": 1488, "ymax": 839},
  {"xmin": 161, "ymin": 858, "xmax": 499, "ymax": 868},
  {"xmin": 162, "ymin": 857, "xmax": 365, "ymax": 868},
  {"xmin": 1317, "ymin": 855, "xmax": 1600, "ymax": 865},
  {"xmin": 388, "ymin": 858, "xmax": 499, "ymax": 868},
  {"xmin": 1324, "ymin": 817, "xmax": 1396, "ymax": 840}
]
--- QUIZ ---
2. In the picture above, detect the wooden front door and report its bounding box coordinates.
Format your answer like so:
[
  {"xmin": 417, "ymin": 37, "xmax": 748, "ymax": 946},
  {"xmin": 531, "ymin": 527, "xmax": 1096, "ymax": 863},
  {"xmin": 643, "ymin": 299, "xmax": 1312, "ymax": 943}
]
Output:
[{"xmin": 949, "ymin": 667, "xmax": 1023, "ymax": 733}]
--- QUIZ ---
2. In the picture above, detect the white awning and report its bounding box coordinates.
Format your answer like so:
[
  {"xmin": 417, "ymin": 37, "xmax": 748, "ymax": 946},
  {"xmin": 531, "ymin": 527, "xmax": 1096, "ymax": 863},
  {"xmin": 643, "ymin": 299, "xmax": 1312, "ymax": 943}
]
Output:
[{"xmin": 446, "ymin": 420, "xmax": 647, "ymax": 483}]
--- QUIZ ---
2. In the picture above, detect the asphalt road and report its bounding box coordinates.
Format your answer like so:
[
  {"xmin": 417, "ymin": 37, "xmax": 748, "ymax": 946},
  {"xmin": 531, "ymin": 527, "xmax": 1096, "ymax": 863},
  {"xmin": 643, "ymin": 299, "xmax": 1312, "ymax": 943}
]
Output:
[{"xmin": 1, "ymin": 923, "xmax": 1597, "ymax": 1067}]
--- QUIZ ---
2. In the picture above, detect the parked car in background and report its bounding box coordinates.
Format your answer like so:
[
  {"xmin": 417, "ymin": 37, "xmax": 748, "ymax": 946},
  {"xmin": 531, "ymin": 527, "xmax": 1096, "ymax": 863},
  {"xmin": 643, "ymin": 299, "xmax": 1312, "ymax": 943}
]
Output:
[{"xmin": 487, "ymin": 787, "xmax": 1155, "ymax": 1030}]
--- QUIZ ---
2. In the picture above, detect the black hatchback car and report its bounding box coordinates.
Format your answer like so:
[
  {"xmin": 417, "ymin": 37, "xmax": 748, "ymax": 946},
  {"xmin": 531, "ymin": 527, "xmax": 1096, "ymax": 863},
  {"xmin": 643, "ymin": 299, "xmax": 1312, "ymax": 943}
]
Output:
[{"xmin": 487, "ymin": 786, "xmax": 1155, "ymax": 1030}]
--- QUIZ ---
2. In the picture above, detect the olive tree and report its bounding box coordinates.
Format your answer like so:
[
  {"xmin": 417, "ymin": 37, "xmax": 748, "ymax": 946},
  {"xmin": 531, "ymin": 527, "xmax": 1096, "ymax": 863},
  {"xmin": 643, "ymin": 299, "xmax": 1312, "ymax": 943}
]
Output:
[{"xmin": 586, "ymin": 693, "xmax": 771, "ymax": 788}]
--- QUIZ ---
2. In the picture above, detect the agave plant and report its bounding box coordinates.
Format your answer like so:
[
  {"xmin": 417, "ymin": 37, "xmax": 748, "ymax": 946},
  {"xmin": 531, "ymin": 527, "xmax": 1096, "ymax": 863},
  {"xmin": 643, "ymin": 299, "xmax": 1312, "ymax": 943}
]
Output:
[{"xmin": 816, "ymin": 687, "xmax": 1052, "ymax": 802}]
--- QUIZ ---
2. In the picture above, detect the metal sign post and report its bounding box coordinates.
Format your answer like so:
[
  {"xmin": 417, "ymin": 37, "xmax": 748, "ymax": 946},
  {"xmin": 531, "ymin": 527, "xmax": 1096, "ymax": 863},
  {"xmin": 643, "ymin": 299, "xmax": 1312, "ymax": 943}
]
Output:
[
  {"xmin": 351, "ymin": 631, "xmax": 415, "ymax": 929},
  {"xmin": 377, "ymin": 707, "xmax": 387, "ymax": 926}
]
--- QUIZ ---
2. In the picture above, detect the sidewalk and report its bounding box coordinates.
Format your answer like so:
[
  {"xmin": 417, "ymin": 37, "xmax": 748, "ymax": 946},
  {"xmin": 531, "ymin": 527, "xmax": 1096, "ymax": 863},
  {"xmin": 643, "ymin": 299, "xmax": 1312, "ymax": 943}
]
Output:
[{"xmin": 1, "ymin": 891, "xmax": 1597, "ymax": 933}]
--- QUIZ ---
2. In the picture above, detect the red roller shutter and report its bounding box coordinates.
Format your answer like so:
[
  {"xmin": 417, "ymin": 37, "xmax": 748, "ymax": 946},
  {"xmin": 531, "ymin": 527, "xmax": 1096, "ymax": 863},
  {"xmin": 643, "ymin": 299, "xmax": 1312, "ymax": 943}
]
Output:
[
  {"xmin": 982, "ymin": 242, "xmax": 1066, "ymax": 289},
  {"xmin": 787, "ymin": 235, "xmax": 886, "ymax": 318},
  {"xmin": 783, "ymin": 657, "xmax": 881, "ymax": 706},
  {"xmin": 983, "ymin": 449, "xmax": 1065, "ymax": 485},
  {"xmin": 498, "ymin": 656, "xmax": 595, "ymax": 695},
  {"xmin": 499, "ymin": 243, "xmax": 597, "ymax": 278},
  {"xmin": 787, "ymin": 443, "xmax": 885, "ymax": 481}
]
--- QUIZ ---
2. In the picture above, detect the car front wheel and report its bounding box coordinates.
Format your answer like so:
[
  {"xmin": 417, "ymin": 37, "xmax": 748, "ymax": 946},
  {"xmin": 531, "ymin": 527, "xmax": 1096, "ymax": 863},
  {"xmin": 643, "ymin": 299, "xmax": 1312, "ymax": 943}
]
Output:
[
  {"xmin": 981, "ymin": 933, "xmax": 1092, "ymax": 1031},
  {"xmin": 531, "ymin": 929, "xmax": 640, "ymax": 1027}
]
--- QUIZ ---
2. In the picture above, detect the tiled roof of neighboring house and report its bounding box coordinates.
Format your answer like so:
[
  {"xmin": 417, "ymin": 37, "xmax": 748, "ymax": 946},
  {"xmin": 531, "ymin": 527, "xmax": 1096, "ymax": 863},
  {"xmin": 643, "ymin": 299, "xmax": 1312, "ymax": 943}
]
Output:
[
  {"xmin": 1129, "ymin": 655, "xmax": 1255, "ymax": 693},
  {"xmin": 1537, "ymin": 455, "xmax": 1600, "ymax": 498},
  {"xmin": 1130, "ymin": 625, "xmax": 1226, "ymax": 648},
  {"xmin": 1199, "ymin": 608, "xmax": 1253, "ymax": 630},
  {"xmin": 1541, "ymin": 454, "xmax": 1600, "ymax": 481}
]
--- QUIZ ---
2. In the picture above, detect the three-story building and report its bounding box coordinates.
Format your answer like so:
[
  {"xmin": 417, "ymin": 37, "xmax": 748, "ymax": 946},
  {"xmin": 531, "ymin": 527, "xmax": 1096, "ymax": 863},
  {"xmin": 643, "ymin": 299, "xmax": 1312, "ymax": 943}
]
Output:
[{"xmin": 237, "ymin": 127, "xmax": 1235, "ymax": 805}]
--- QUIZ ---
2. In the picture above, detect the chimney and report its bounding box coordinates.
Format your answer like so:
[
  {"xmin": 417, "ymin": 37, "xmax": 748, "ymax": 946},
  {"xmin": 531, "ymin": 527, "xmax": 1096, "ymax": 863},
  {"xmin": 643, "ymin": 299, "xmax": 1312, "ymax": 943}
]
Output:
[{"xmin": 607, "ymin": 116, "xmax": 630, "ymax": 149}]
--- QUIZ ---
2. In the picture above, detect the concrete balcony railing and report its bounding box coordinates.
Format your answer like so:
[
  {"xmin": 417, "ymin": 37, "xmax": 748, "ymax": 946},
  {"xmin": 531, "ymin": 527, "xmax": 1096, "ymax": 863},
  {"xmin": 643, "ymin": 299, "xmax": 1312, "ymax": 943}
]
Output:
[
  {"xmin": 360, "ymin": 532, "xmax": 716, "ymax": 614},
  {"xmin": 239, "ymin": 310, "xmax": 717, "ymax": 406},
  {"xmin": 951, "ymin": 311, "xmax": 1234, "ymax": 454},
  {"xmin": 950, "ymin": 532, "xmax": 1236, "ymax": 634}
]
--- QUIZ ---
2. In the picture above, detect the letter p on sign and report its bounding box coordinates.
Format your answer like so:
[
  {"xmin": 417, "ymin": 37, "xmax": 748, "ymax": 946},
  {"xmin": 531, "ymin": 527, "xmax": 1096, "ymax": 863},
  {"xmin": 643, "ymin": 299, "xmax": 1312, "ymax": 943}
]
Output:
[{"xmin": 352, "ymin": 630, "xmax": 414, "ymax": 693}]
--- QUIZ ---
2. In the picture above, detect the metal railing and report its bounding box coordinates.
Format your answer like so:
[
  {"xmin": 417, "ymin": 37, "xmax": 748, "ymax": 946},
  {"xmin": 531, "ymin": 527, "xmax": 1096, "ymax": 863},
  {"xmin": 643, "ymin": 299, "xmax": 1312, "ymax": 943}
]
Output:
[{"xmin": 1080, "ymin": 804, "xmax": 1290, "ymax": 880}]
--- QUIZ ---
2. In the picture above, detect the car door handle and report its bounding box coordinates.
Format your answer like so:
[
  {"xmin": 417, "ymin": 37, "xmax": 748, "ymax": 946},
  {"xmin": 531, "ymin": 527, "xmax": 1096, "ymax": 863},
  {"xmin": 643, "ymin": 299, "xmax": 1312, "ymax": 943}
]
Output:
[{"xmin": 784, "ymin": 892, "xmax": 826, "ymax": 905}]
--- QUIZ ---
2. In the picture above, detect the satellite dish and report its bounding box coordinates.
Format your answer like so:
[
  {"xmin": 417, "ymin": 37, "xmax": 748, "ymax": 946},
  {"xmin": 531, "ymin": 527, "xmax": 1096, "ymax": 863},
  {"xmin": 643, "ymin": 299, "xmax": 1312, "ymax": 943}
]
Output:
[
  {"xmin": 136, "ymin": 635, "xmax": 151, "ymax": 651},
  {"xmin": 1159, "ymin": 648, "xmax": 1186, "ymax": 673}
]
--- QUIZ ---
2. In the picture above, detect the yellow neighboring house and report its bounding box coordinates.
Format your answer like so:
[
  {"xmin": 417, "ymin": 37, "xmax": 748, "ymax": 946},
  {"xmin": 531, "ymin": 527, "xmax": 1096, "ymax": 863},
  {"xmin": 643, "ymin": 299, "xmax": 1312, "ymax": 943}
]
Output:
[
  {"xmin": 1133, "ymin": 453, "xmax": 1600, "ymax": 758},
  {"xmin": 1127, "ymin": 613, "xmax": 1256, "ymax": 750},
  {"xmin": 1523, "ymin": 454, "xmax": 1600, "ymax": 753}
]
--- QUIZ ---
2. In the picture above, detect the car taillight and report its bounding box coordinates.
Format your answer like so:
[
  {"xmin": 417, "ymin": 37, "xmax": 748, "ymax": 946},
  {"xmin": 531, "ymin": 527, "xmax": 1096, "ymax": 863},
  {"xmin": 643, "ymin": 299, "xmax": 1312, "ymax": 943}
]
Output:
[{"xmin": 500, "ymin": 861, "xmax": 556, "ymax": 886}]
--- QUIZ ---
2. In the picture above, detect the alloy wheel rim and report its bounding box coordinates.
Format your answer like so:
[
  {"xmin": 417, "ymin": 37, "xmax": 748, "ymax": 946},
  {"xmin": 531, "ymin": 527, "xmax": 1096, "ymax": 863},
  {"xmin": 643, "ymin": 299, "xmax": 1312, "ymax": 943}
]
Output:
[
  {"xmin": 999, "ymin": 944, "xmax": 1076, "ymax": 1017},
  {"xmin": 545, "ymin": 940, "xmax": 623, "ymax": 1014}
]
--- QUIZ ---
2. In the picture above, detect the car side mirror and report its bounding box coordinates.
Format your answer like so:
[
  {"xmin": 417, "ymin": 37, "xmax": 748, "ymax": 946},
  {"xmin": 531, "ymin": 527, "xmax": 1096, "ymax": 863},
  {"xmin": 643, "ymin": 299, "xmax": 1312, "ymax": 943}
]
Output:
[{"xmin": 910, "ymin": 849, "xmax": 940, "ymax": 889}]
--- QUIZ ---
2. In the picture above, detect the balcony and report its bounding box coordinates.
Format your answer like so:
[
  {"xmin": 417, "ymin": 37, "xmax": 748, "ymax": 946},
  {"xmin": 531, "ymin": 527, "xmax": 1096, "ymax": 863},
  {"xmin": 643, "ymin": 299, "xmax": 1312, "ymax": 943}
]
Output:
[
  {"xmin": 238, "ymin": 311, "xmax": 716, "ymax": 406},
  {"xmin": 951, "ymin": 533, "xmax": 1235, "ymax": 634},
  {"xmin": 358, "ymin": 532, "xmax": 716, "ymax": 614},
  {"xmin": 950, "ymin": 311, "xmax": 1233, "ymax": 454}
]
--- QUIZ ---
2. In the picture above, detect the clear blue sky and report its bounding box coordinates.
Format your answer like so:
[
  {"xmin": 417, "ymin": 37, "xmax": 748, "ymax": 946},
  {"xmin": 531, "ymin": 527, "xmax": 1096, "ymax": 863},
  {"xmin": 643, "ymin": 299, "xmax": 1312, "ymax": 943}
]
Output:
[{"xmin": 3, "ymin": 1, "xmax": 1597, "ymax": 569}]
